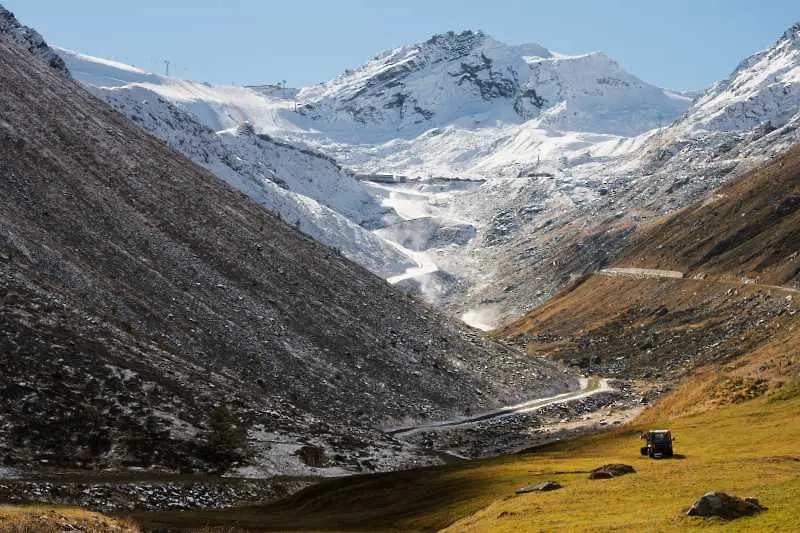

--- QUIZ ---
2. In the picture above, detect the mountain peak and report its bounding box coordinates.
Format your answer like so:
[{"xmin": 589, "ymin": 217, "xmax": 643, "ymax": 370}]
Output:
[
  {"xmin": 426, "ymin": 29, "xmax": 485, "ymax": 44},
  {"xmin": 682, "ymin": 22, "xmax": 800, "ymax": 134},
  {"xmin": 422, "ymin": 30, "xmax": 553, "ymax": 61},
  {"xmin": 296, "ymin": 29, "xmax": 686, "ymax": 138},
  {"xmin": 423, "ymin": 29, "xmax": 486, "ymax": 56},
  {"xmin": 781, "ymin": 21, "xmax": 800, "ymax": 42}
]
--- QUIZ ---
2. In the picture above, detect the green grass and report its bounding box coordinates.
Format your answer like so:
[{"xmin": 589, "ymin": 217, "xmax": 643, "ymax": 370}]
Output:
[{"xmin": 132, "ymin": 393, "xmax": 800, "ymax": 532}]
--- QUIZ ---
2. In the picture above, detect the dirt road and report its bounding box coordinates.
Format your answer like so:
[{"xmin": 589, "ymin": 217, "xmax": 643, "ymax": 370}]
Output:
[
  {"xmin": 388, "ymin": 377, "xmax": 612, "ymax": 438},
  {"xmin": 599, "ymin": 267, "xmax": 800, "ymax": 294}
]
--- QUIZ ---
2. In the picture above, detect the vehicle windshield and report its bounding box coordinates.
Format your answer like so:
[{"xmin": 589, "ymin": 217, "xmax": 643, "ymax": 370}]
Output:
[{"xmin": 652, "ymin": 433, "xmax": 669, "ymax": 443}]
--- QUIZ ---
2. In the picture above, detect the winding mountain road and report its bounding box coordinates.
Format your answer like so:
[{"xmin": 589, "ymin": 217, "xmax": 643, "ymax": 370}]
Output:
[
  {"xmin": 388, "ymin": 269, "xmax": 798, "ymax": 440},
  {"xmin": 387, "ymin": 377, "xmax": 612, "ymax": 439}
]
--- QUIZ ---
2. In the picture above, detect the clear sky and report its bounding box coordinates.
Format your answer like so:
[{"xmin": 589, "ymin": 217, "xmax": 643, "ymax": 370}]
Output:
[{"xmin": 4, "ymin": 0, "xmax": 798, "ymax": 91}]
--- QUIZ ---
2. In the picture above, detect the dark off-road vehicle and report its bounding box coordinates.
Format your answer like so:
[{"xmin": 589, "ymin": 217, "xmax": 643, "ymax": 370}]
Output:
[{"xmin": 640, "ymin": 429, "xmax": 674, "ymax": 458}]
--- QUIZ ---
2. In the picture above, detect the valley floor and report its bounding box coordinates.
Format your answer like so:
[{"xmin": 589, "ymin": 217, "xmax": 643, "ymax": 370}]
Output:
[{"xmin": 130, "ymin": 387, "xmax": 800, "ymax": 532}]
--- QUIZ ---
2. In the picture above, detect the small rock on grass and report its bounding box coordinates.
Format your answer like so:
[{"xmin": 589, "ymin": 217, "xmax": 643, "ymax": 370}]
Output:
[
  {"xmin": 588, "ymin": 464, "xmax": 636, "ymax": 479},
  {"xmin": 515, "ymin": 480, "xmax": 562, "ymax": 494}
]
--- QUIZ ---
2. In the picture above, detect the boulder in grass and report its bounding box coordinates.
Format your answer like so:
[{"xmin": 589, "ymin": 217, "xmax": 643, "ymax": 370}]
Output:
[
  {"xmin": 687, "ymin": 492, "xmax": 767, "ymax": 519},
  {"xmin": 515, "ymin": 481, "xmax": 562, "ymax": 494},
  {"xmin": 588, "ymin": 463, "xmax": 636, "ymax": 479}
]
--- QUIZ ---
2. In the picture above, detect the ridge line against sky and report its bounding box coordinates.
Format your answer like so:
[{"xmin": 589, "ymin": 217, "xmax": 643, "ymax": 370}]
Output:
[{"xmin": 4, "ymin": 0, "xmax": 798, "ymax": 91}]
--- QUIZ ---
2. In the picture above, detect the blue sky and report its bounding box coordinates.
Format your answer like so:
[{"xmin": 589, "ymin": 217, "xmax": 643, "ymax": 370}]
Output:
[{"xmin": 4, "ymin": 0, "xmax": 798, "ymax": 91}]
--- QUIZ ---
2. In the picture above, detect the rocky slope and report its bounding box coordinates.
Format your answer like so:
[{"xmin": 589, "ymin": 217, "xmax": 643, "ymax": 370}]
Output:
[
  {"xmin": 620, "ymin": 143, "xmax": 800, "ymax": 286},
  {"xmin": 0, "ymin": 23, "xmax": 575, "ymax": 477},
  {"xmin": 95, "ymin": 85, "xmax": 414, "ymax": 278},
  {"xmin": 496, "ymin": 144, "xmax": 800, "ymax": 382},
  {"xmin": 0, "ymin": 5, "xmax": 67, "ymax": 75}
]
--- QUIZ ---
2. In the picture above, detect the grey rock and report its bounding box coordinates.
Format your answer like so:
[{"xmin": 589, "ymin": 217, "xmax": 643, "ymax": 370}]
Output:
[
  {"xmin": 515, "ymin": 480, "xmax": 562, "ymax": 494},
  {"xmin": 588, "ymin": 463, "xmax": 636, "ymax": 479},
  {"xmin": 295, "ymin": 445, "xmax": 327, "ymax": 468},
  {"xmin": 687, "ymin": 492, "xmax": 767, "ymax": 519},
  {"xmin": 0, "ymin": 6, "xmax": 68, "ymax": 75}
]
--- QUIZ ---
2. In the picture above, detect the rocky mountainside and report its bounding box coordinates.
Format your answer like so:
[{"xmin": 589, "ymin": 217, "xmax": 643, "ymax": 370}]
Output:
[
  {"xmin": 619, "ymin": 144, "xmax": 800, "ymax": 286},
  {"xmin": 296, "ymin": 30, "xmax": 689, "ymax": 139},
  {"xmin": 496, "ymin": 144, "xmax": 800, "ymax": 384},
  {"xmin": 0, "ymin": 26, "xmax": 575, "ymax": 477}
]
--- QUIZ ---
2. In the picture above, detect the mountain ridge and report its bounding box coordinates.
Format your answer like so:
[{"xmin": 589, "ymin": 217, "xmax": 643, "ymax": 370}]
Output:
[{"xmin": 495, "ymin": 143, "xmax": 800, "ymax": 379}]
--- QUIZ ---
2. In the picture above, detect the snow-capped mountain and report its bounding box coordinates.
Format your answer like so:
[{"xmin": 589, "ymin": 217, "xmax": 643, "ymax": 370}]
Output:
[
  {"xmin": 338, "ymin": 24, "xmax": 800, "ymax": 327},
  {"xmin": 54, "ymin": 25, "xmax": 800, "ymax": 329},
  {"xmin": 56, "ymin": 47, "xmax": 302, "ymax": 134},
  {"xmin": 57, "ymin": 48, "xmax": 415, "ymax": 278},
  {"xmin": 622, "ymin": 22, "xmax": 800, "ymax": 183},
  {"xmin": 681, "ymin": 22, "xmax": 800, "ymax": 134},
  {"xmin": 296, "ymin": 30, "xmax": 690, "ymax": 140},
  {"xmin": 445, "ymin": 23, "xmax": 800, "ymax": 326}
]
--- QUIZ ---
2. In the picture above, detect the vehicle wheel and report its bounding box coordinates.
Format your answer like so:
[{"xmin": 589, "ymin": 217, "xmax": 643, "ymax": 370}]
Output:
[
  {"xmin": 665, "ymin": 451, "xmax": 673, "ymax": 458},
  {"xmin": 640, "ymin": 446, "xmax": 648, "ymax": 456}
]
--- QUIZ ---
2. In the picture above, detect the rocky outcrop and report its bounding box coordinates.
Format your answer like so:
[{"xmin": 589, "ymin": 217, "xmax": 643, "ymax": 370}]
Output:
[
  {"xmin": 295, "ymin": 445, "xmax": 328, "ymax": 468},
  {"xmin": 0, "ymin": 6, "xmax": 68, "ymax": 75},
  {"xmin": 376, "ymin": 217, "xmax": 476, "ymax": 251}
]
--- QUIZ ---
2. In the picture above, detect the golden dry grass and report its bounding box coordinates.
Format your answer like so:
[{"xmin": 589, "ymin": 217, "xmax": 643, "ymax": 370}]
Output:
[
  {"xmin": 0, "ymin": 505, "xmax": 139, "ymax": 532},
  {"xmin": 444, "ymin": 392, "xmax": 800, "ymax": 532}
]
